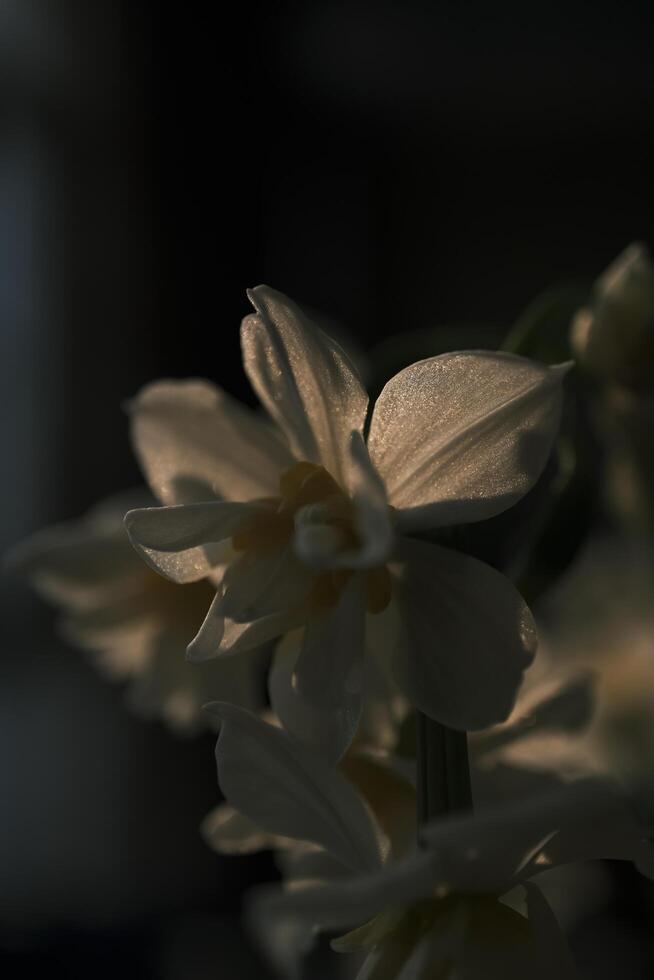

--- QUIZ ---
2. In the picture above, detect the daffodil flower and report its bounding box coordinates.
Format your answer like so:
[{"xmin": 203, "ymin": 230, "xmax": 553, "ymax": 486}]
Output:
[
  {"xmin": 251, "ymin": 776, "xmax": 653, "ymax": 980},
  {"xmin": 9, "ymin": 490, "xmax": 265, "ymax": 732},
  {"xmin": 125, "ymin": 287, "xmax": 567, "ymax": 757},
  {"xmin": 206, "ymin": 700, "xmax": 653, "ymax": 980}
]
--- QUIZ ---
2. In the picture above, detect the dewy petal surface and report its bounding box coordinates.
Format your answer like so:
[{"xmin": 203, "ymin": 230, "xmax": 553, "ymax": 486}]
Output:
[
  {"xmin": 367, "ymin": 351, "xmax": 567, "ymax": 530},
  {"xmin": 393, "ymin": 539, "xmax": 537, "ymax": 731},
  {"xmin": 129, "ymin": 378, "xmax": 293, "ymax": 504},
  {"xmin": 242, "ymin": 286, "xmax": 369, "ymax": 484},
  {"xmin": 208, "ymin": 702, "xmax": 386, "ymax": 873}
]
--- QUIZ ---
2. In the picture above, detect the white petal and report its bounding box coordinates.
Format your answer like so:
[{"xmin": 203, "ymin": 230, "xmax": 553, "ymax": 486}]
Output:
[
  {"xmin": 124, "ymin": 502, "xmax": 249, "ymax": 583},
  {"xmin": 7, "ymin": 518, "xmax": 144, "ymax": 609},
  {"xmin": 242, "ymin": 286, "xmax": 369, "ymax": 483},
  {"xmin": 367, "ymin": 352, "xmax": 567, "ymax": 530},
  {"xmin": 285, "ymin": 575, "xmax": 367, "ymax": 761},
  {"xmin": 393, "ymin": 538, "xmax": 537, "ymax": 731},
  {"xmin": 201, "ymin": 804, "xmax": 293, "ymax": 855},
  {"xmin": 186, "ymin": 591, "xmax": 225, "ymax": 662},
  {"xmin": 248, "ymin": 851, "xmax": 438, "ymax": 933},
  {"xmin": 125, "ymin": 501, "xmax": 254, "ymax": 552},
  {"xmin": 216, "ymin": 608, "xmax": 307, "ymax": 657},
  {"xmin": 208, "ymin": 702, "xmax": 385, "ymax": 873},
  {"xmin": 219, "ymin": 546, "xmax": 310, "ymax": 622},
  {"xmin": 475, "ymin": 671, "xmax": 596, "ymax": 757},
  {"xmin": 129, "ymin": 378, "xmax": 292, "ymax": 504},
  {"xmin": 421, "ymin": 778, "xmax": 636, "ymax": 894},
  {"xmin": 524, "ymin": 884, "xmax": 579, "ymax": 979},
  {"xmin": 277, "ymin": 845, "xmax": 352, "ymax": 885},
  {"xmin": 270, "ymin": 580, "xmax": 366, "ymax": 764}
]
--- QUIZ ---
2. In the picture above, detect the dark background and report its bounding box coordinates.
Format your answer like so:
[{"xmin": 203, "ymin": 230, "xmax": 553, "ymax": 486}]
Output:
[{"xmin": 1, "ymin": 1, "xmax": 653, "ymax": 976}]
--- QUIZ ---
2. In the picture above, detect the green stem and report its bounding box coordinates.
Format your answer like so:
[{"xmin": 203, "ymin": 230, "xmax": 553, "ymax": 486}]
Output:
[{"xmin": 416, "ymin": 712, "xmax": 473, "ymax": 834}]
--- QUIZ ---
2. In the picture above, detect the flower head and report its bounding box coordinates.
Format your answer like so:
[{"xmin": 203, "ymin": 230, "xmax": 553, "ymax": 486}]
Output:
[
  {"xmin": 206, "ymin": 700, "xmax": 652, "ymax": 980},
  {"xmin": 571, "ymin": 243, "xmax": 654, "ymax": 386},
  {"xmin": 125, "ymin": 287, "xmax": 567, "ymax": 756},
  {"xmin": 9, "ymin": 490, "xmax": 264, "ymax": 731}
]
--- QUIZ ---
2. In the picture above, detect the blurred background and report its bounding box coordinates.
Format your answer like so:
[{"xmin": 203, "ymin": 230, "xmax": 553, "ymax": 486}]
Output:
[{"xmin": 1, "ymin": 1, "xmax": 653, "ymax": 977}]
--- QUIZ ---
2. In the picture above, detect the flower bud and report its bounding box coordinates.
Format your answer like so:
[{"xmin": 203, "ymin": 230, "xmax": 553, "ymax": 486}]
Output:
[{"xmin": 571, "ymin": 243, "xmax": 654, "ymax": 386}]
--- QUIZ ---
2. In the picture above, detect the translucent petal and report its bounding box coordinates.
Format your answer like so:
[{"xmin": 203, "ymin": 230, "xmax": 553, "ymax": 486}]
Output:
[
  {"xmin": 124, "ymin": 502, "xmax": 250, "ymax": 583},
  {"xmin": 367, "ymin": 352, "xmax": 567, "ymax": 530},
  {"xmin": 393, "ymin": 538, "xmax": 537, "ymax": 731},
  {"xmin": 201, "ymin": 804, "xmax": 293, "ymax": 855},
  {"xmin": 219, "ymin": 547, "xmax": 311, "ymax": 622},
  {"xmin": 215, "ymin": 607, "xmax": 307, "ymax": 657},
  {"xmin": 475, "ymin": 671, "xmax": 596, "ymax": 758},
  {"xmin": 125, "ymin": 501, "xmax": 255, "ymax": 552},
  {"xmin": 207, "ymin": 702, "xmax": 385, "ymax": 873},
  {"xmin": 186, "ymin": 591, "xmax": 225, "ymax": 662},
  {"xmin": 249, "ymin": 851, "xmax": 438, "ymax": 933},
  {"xmin": 129, "ymin": 378, "xmax": 292, "ymax": 504},
  {"xmin": 291, "ymin": 575, "xmax": 366, "ymax": 761},
  {"xmin": 7, "ymin": 517, "xmax": 145, "ymax": 609},
  {"xmin": 242, "ymin": 287, "xmax": 368, "ymax": 484},
  {"xmin": 421, "ymin": 778, "xmax": 637, "ymax": 893}
]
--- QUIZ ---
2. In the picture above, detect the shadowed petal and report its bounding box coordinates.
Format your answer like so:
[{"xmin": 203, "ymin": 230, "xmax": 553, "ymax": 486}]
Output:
[
  {"xmin": 393, "ymin": 538, "xmax": 537, "ymax": 731},
  {"xmin": 270, "ymin": 576, "xmax": 366, "ymax": 763},
  {"xmin": 207, "ymin": 702, "xmax": 386, "ymax": 873}
]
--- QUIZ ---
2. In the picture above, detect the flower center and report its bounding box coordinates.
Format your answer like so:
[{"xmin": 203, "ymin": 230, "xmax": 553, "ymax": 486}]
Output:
[{"xmin": 231, "ymin": 461, "xmax": 392, "ymax": 615}]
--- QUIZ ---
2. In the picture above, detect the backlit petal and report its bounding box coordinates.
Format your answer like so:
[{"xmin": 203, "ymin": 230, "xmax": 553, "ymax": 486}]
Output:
[
  {"xmin": 242, "ymin": 287, "xmax": 368, "ymax": 483},
  {"xmin": 202, "ymin": 804, "xmax": 294, "ymax": 855},
  {"xmin": 124, "ymin": 502, "xmax": 250, "ymax": 583},
  {"xmin": 129, "ymin": 378, "xmax": 292, "ymax": 504},
  {"xmin": 367, "ymin": 352, "xmax": 567, "ymax": 530}
]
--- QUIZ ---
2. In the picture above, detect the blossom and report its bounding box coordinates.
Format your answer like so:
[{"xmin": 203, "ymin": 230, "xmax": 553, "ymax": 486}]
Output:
[
  {"xmin": 9, "ymin": 490, "xmax": 265, "ymax": 732},
  {"xmin": 203, "ymin": 670, "xmax": 596, "ymax": 874},
  {"xmin": 499, "ymin": 533, "xmax": 654, "ymax": 783},
  {"xmin": 206, "ymin": 699, "xmax": 652, "ymax": 979},
  {"xmin": 571, "ymin": 243, "xmax": 654, "ymax": 386},
  {"xmin": 125, "ymin": 286, "xmax": 567, "ymax": 757}
]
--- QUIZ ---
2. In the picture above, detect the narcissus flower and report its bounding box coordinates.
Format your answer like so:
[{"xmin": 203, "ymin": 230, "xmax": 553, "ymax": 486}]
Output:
[
  {"xmin": 204, "ymin": 671, "xmax": 596, "ymax": 872},
  {"xmin": 252, "ymin": 777, "xmax": 653, "ymax": 980},
  {"xmin": 10, "ymin": 491, "xmax": 264, "ymax": 732},
  {"xmin": 125, "ymin": 287, "xmax": 567, "ymax": 757},
  {"xmin": 571, "ymin": 243, "xmax": 654, "ymax": 386},
  {"xmin": 208, "ymin": 701, "xmax": 653, "ymax": 980}
]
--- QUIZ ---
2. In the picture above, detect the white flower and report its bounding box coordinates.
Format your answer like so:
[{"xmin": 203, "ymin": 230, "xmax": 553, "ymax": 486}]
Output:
[
  {"xmin": 9, "ymin": 490, "xmax": 264, "ymax": 732},
  {"xmin": 205, "ymin": 700, "xmax": 653, "ymax": 980},
  {"xmin": 253, "ymin": 778, "xmax": 653, "ymax": 980},
  {"xmin": 500, "ymin": 533, "xmax": 654, "ymax": 783},
  {"xmin": 203, "ymin": 672, "xmax": 597, "ymax": 875},
  {"xmin": 125, "ymin": 286, "xmax": 567, "ymax": 757},
  {"xmin": 571, "ymin": 242, "xmax": 654, "ymax": 384}
]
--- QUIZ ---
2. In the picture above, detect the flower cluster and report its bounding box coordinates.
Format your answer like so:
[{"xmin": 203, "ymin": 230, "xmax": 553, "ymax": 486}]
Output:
[{"xmin": 14, "ymin": 257, "xmax": 654, "ymax": 977}]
